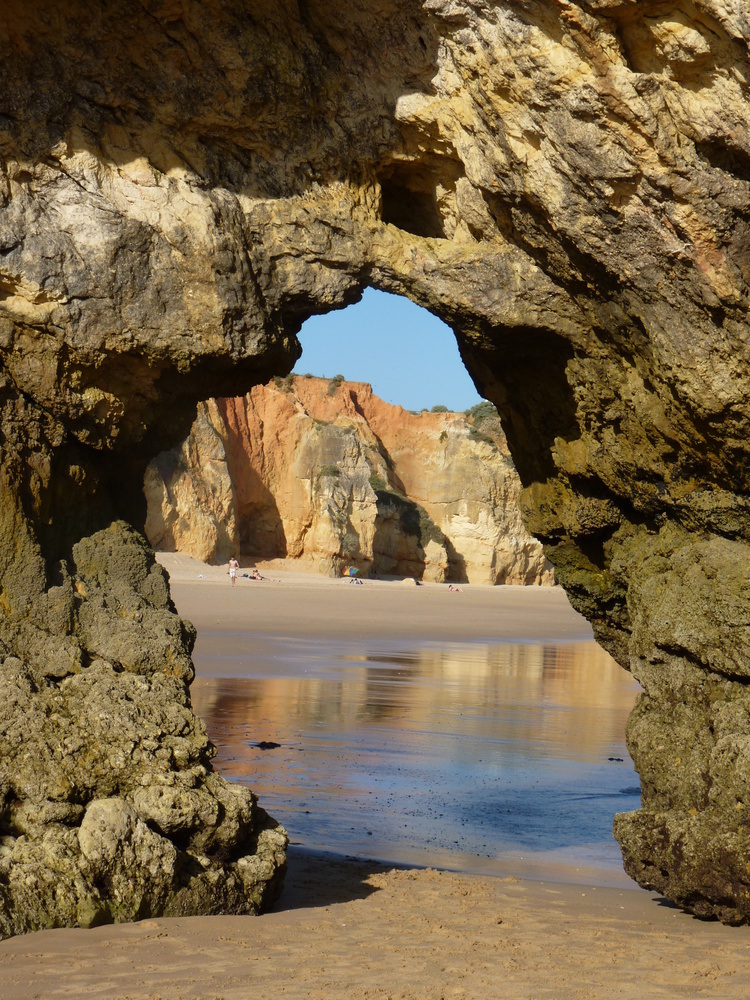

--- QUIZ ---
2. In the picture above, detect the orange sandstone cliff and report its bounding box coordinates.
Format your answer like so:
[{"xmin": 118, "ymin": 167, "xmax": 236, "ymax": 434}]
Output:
[{"xmin": 145, "ymin": 377, "xmax": 553, "ymax": 585}]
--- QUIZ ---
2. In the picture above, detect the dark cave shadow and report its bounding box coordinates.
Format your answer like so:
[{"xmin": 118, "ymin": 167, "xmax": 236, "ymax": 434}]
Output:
[
  {"xmin": 273, "ymin": 844, "xmax": 417, "ymax": 912},
  {"xmin": 371, "ymin": 489, "xmax": 427, "ymax": 580},
  {"xmin": 468, "ymin": 326, "xmax": 580, "ymax": 485},
  {"xmin": 237, "ymin": 484, "xmax": 288, "ymax": 561},
  {"xmin": 444, "ymin": 536, "xmax": 468, "ymax": 583},
  {"xmin": 648, "ymin": 894, "xmax": 741, "ymax": 925}
]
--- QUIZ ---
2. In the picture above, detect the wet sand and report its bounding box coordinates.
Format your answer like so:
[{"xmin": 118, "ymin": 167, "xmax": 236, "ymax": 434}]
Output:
[{"xmin": 2, "ymin": 555, "xmax": 749, "ymax": 997}]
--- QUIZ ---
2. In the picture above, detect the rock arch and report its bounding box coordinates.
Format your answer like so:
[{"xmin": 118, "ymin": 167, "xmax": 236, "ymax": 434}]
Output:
[{"xmin": 1, "ymin": 0, "xmax": 750, "ymax": 929}]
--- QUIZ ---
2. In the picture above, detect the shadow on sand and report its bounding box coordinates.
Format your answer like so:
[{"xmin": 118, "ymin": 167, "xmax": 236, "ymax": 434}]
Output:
[{"xmin": 273, "ymin": 844, "xmax": 416, "ymax": 912}]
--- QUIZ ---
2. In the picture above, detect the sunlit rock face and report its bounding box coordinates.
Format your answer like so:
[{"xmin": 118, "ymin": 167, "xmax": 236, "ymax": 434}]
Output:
[
  {"xmin": 144, "ymin": 399, "xmax": 239, "ymax": 565},
  {"xmin": 145, "ymin": 376, "xmax": 554, "ymax": 584},
  {"xmin": 2, "ymin": 0, "xmax": 750, "ymax": 926}
]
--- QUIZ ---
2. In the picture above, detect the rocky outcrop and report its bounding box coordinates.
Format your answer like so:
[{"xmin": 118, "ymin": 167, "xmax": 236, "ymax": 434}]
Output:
[
  {"xmin": 145, "ymin": 377, "xmax": 554, "ymax": 584},
  {"xmin": 0, "ymin": 515, "xmax": 287, "ymax": 938},
  {"xmin": 2, "ymin": 0, "xmax": 750, "ymax": 925},
  {"xmin": 144, "ymin": 399, "xmax": 239, "ymax": 565}
]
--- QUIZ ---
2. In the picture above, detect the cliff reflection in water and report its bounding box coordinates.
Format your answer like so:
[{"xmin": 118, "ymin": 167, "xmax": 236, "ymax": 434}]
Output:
[{"xmin": 191, "ymin": 640, "xmax": 642, "ymax": 885}]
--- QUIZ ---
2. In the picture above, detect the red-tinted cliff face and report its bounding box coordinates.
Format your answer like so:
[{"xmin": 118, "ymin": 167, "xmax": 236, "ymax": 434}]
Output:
[{"xmin": 145, "ymin": 376, "xmax": 554, "ymax": 585}]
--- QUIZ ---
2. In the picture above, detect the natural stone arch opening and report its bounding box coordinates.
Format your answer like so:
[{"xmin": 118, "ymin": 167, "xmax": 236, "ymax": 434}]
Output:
[
  {"xmin": 286, "ymin": 287, "xmax": 557, "ymax": 584},
  {"xmin": 1, "ymin": 0, "xmax": 750, "ymax": 934},
  {"xmin": 293, "ymin": 287, "xmax": 481, "ymax": 414},
  {"xmin": 241, "ymin": 287, "xmax": 489, "ymax": 581},
  {"xmin": 143, "ymin": 286, "xmax": 557, "ymax": 585}
]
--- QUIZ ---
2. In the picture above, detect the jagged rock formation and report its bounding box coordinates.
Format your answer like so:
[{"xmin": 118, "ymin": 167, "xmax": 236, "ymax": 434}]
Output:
[
  {"xmin": 0, "ymin": 518, "xmax": 287, "ymax": 938},
  {"xmin": 2, "ymin": 0, "xmax": 750, "ymax": 925},
  {"xmin": 145, "ymin": 377, "xmax": 554, "ymax": 584},
  {"xmin": 144, "ymin": 399, "xmax": 239, "ymax": 565}
]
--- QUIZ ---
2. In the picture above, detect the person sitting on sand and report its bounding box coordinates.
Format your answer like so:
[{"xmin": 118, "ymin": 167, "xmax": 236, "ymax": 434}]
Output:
[
  {"xmin": 448, "ymin": 584, "xmax": 462, "ymax": 592},
  {"xmin": 251, "ymin": 569, "xmax": 265, "ymax": 581},
  {"xmin": 228, "ymin": 555, "xmax": 239, "ymax": 586}
]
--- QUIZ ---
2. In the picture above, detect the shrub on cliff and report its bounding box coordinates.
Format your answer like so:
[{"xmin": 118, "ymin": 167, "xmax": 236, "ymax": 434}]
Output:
[
  {"xmin": 374, "ymin": 490, "xmax": 446, "ymax": 550},
  {"xmin": 466, "ymin": 401, "xmax": 504, "ymax": 448},
  {"xmin": 272, "ymin": 374, "xmax": 295, "ymax": 393},
  {"xmin": 465, "ymin": 400, "xmax": 497, "ymax": 423},
  {"xmin": 469, "ymin": 428, "xmax": 496, "ymax": 446},
  {"xmin": 417, "ymin": 507, "xmax": 446, "ymax": 548}
]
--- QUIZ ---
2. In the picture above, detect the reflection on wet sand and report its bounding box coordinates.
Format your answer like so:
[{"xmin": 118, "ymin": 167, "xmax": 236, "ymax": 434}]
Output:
[{"xmin": 191, "ymin": 638, "xmax": 642, "ymax": 885}]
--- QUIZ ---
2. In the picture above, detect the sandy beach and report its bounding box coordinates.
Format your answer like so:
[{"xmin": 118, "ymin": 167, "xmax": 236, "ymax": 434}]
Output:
[
  {"xmin": 164, "ymin": 552, "xmax": 593, "ymax": 648},
  {"xmin": 2, "ymin": 555, "xmax": 749, "ymax": 998}
]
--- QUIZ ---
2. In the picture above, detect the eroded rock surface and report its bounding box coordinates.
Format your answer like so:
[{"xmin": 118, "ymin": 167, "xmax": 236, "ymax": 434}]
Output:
[
  {"xmin": 2, "ymin": 0, "xmax": 750, "ymax": 925},
  {"xmin": 145, "ymin": 377, "xmax": 553, "ymax": 584},
  {"xmin": 0, "ymin": 518, "xmax": 287, "ymax": 938},
  {"xmin": 144, "ymin": 398, "xmax": 239, "ymax": 565}
]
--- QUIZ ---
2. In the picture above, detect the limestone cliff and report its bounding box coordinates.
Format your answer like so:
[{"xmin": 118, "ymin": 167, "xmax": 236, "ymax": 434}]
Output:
[
  {"xmin": 144, "ymin": 399, "xmax": 239, "ymax": 565},
  {"xmin": 2, "ymin": 0, "xmax": 750, "ymax": 926},
  {"xmin": 145, "ymin": 377, "xmax": 554, "ymax": 585}
]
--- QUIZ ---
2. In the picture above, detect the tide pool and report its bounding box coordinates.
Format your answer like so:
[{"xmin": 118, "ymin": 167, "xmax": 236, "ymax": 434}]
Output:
[{"xmin": 190, "ymin": 636, "xmax": 641, "ymax": 886}]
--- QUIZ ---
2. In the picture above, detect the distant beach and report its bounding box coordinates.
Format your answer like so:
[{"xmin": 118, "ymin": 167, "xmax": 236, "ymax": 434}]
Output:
[
  {"xmin": 1, "ymin": 554, "xmax": 748, "ymax": 998},
  {"xmin": 159, "ymin": 551, "xmax": 589, "ymax": 647}
]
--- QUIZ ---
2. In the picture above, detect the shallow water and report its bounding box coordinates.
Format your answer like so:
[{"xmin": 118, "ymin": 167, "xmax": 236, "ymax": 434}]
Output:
[{"xmin": 191, "ymin": 634, "xmax": 642, "ymax": 887}]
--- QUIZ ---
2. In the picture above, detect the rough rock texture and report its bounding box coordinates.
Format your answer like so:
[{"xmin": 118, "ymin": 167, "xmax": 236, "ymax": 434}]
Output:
[
  {"xmin": 0, "ymin": 518, "xmax": 287, "ymax": 939},
  {"xmin": 144, "ymin": 399, "xmax": 239, "ymax": 564},
  {"xmin": 145, "ymin": 377, "xmax": 554, "ymax": 584},
  {"xmin": 2, "ymin": 0, "xmax": 750, "ymax": 924}
]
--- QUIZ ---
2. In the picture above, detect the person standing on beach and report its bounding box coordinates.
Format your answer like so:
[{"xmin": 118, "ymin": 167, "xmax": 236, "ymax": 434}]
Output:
[{"xmin": 228, "ymin": 555, "xmax": 239, "ymax": 586}]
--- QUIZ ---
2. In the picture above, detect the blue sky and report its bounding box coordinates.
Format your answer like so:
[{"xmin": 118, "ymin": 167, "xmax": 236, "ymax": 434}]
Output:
[{"xmin": 293, "ymin": 287, "xmax": 484, "ymax": 412}]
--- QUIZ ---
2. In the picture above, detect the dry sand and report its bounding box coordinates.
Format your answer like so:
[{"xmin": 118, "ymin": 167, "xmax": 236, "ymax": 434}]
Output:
[
  {"xmin": 2, "ymin": 554, "xmax": 749, "ymax": 998},
  {"xmin": 161, "ymin": 552, "xmax": 596, "ymax": 648}
]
